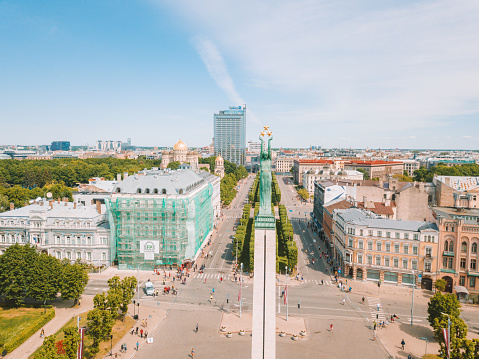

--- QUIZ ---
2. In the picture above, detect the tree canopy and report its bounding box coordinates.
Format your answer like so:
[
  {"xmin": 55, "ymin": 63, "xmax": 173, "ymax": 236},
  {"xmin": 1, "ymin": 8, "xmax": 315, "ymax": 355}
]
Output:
[{"xmin": 414, "ymin": 163, "xmax": 479, "ymax": 182}]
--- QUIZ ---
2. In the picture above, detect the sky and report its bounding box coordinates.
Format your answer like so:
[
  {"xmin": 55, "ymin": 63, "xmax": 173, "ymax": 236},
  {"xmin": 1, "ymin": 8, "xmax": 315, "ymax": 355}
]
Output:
[{"xmin": 1, "ymin": 0, "xmax": 479, "ymax": 149}]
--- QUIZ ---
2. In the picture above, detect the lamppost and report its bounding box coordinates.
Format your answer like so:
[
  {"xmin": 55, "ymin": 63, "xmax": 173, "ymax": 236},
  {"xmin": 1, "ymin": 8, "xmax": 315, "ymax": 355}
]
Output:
[
  {"xmin": 411, "ymin": 271, "xmax": 415, "ymax": 326},
  {"xmin": 420, "ymin": 337, "xmax": 428, "ymax": 358},
  {"xmin": 109, "ymin": 334, "xmax": 113, "ymax": 356},
  {"xmin": 239, "ymin": 263, "xmax": 243, "ymax": 318}
]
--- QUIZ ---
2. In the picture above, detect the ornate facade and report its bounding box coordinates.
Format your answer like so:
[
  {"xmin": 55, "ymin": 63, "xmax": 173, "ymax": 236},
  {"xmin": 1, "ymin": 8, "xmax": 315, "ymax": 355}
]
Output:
[{"xmin": 161, "ymin": 139, "xmax": 199, "ymax": 170}]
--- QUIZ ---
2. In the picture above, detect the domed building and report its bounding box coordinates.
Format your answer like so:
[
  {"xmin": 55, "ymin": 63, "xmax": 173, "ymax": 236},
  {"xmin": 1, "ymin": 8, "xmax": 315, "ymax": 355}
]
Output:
[
  {"xmin": 161, "ymin": 139, "xmax": 199, "ymax": 170},
  {"xmin": 214, "ymin": 155, "xmax": 225, "ymax": 178}
]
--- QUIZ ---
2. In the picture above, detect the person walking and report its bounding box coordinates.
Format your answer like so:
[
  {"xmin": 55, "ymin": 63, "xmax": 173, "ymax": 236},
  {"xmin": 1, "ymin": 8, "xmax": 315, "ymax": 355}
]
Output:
[
  {"xmin": 210, "ymin": 294, "xmax": 213, "ymax": 303},
  {"xmin": 145, "ymin": 319, "xmax": 148, "ymax": 328},
  {"xmin": 191, "ymin": 348, "xmax": 195, "ymax": 358},
  {"xmin": 196, "ymin": 324, "xmax": 198, "ymax": 333},
  {"xmin": 136, "ymin": 341, "xmax": 139, "ymax": 351},
  {"xmin": 362, "ymin": 297, "xmax": 365, "ymax": 304},
  {"xmin": 140, "ymin": 329, "xmax": 143, "ymax": 338},
  {"xmin": 377, "ymin": 303, "xmax": 380, "ymax": 311},
  {"xmin": 373, "ymin": 321, "xmax": 377, "ymax": 331},
  {"xmin": 401, "ymin": 339, "xmax": 406, "ymax": 350},
  {"xmin": 342, "ymin": 298, "xmax": 345, "ymax": 305},
  {"xmin": 330, "ymin": 324, "xmax": 333, "ymax": 332}
]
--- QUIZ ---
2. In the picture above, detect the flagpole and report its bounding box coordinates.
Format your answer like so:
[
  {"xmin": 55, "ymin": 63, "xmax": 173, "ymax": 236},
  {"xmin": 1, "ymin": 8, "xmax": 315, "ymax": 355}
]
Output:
[
  {"xmin": 240, "ymin": 262, "xmax": 243, "ymax": 318},
  {"xmin": 286, "ymin": 266, "xmax": 288, "ymax": 321}
]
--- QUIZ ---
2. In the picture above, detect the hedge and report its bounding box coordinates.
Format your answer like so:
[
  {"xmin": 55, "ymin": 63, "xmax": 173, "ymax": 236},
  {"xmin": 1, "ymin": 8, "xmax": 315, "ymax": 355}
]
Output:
[{"xmin": 3, "ymin": 307, "xmax": 55, "ymax": 353}]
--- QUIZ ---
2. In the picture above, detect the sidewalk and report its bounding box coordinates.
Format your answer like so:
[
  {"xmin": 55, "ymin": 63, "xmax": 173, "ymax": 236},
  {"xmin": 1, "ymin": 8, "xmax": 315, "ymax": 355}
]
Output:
[
  {"xmin": 104, "ymin": 301, "xmax": 167, "ymax": 358},
  {"xmin": 220, "ymin": 312, "xmax": 306, "ymax": 336},
  {"xmin": 6, "ymin": 295, "xmax": 94, "ymax": 359}
]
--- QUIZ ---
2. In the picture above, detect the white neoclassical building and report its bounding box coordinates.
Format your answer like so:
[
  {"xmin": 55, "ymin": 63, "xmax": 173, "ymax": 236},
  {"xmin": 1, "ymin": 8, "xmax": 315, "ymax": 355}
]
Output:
[
  {"xmin": 0, "ymin": 199, "xmax": 112, "ymax": 266},
  {"xmin": 161, "ymin": 139, "xmax": 199, "ymax": 170}
]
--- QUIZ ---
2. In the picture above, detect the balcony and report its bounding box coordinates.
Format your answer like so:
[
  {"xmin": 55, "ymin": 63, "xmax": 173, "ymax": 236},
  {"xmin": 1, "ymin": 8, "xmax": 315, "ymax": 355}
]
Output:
[{"xmin": 443, "ymin": 251, "xmax": 455, "ymax": 257}]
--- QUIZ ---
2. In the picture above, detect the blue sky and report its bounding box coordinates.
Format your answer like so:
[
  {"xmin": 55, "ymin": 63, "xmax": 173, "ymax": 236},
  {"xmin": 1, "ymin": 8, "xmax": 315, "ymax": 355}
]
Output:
[{"xmin": 1, "ymin": 0, "xmax": 479, "ymax": 149}]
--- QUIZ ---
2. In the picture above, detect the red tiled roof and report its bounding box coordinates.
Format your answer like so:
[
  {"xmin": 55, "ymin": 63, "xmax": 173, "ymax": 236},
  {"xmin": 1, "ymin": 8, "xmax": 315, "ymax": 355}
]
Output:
[
  {"xmin": 324, "ymin": 200, "xmax": 353, "ymax": 212},
  {"xmin": 296, "ymin": 159, "xmax": 334, "ymax": 164},
  {"xmin": 346, "ymin": 160, "xmax": 403, "ymax": 166},
  {"xmin": 357, "ymin": 202, "xmax": 394, "ymax": 216}
]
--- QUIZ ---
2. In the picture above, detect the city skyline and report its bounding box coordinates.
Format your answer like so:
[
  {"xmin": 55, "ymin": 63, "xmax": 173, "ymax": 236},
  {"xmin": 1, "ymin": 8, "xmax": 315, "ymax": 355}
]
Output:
[{"xmin": 1, "ymin": 1, "xmax": 479, "ymax": 149}]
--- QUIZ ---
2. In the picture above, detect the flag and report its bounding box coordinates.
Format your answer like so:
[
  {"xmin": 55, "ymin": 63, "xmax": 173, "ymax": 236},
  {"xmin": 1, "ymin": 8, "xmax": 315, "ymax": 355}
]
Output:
[
  {"xmin": 284, "ymin": 283, "xmax": 288, "ymax": 305},
  {"xmin": 238, "ymin": 286, "xmax": 241, "ymax": 302},
  {"xmin": 442, "ymin": 327, "xmax": 450, "ymax": 357},
  {"xmin": 77, "ymin": 327, "xmax": 85, "ymax": 359}
]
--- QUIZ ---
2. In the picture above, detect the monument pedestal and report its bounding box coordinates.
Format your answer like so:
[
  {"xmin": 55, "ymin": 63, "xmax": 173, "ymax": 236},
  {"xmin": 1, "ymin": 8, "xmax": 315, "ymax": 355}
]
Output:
[{"xmin": 251, "ymin": 226, "xmax": 276, "ymax": 359}]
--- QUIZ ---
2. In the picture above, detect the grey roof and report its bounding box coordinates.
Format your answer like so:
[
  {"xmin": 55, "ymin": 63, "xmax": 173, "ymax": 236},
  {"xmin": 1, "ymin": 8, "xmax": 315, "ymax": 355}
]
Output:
[
  {"xmin": 336, "ymin": 208, "xmax": 438, "ymax": 232},
  {"xmin": 432, "ymin": 206, "xmax": 479, "ymax": 223},
  {"xmin": 113, "ymin": 169, "xmax": 206, "ymax": 195},
  {"xmin": 0, "ymin": 201, "xmax": 102, "ymax": 219}
]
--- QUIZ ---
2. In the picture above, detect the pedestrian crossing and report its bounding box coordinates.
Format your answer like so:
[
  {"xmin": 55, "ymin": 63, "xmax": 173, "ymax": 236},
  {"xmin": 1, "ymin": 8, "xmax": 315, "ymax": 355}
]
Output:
[
  {"xmin": 367, "ymin": 297, "xmax": 387, "ymax": 322},
  {"xmin": 191, "ymin": 273, "xmax": 333, "ymax": 286}
]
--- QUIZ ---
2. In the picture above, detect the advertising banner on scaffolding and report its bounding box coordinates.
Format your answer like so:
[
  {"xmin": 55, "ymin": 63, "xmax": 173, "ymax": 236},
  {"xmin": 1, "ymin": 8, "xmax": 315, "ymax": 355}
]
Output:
[{"xmin": 140, "ymin": 240, "xmax": 160, "ymax": 260}]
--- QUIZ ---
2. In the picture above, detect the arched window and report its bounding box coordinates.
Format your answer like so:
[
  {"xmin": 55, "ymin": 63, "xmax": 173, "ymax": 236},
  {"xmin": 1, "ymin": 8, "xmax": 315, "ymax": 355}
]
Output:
[
  {"xmin": 154, "ymin": 189, "xmax": 159, "ymax": 194},
  {"xmin": 449, "ymin": 241, "xmax": 454, "ymax": 252},
  {"xmin": 359, "ymin": 229, "xmax": 363, "ymax": 236},
  {"xmin": 472, "ymin": 243, "xmax": 478, "ymax": 254},
  {"xmin": 162, "ymin": 189, "xmax": 166, "ymax": 194},
  {"xmin": 145, "ymin": 188, "xmax": 150, "ymax": 194},
  {"xmin": 462, "ymin": 241, "xmax": 467, "ymax": 252},
  {"xmin": 179, "ymin": 189, "xmax": 184, "ymax": 194},
  {"xmin": 137, "ymin": 188, "xmax": 142, "ymax": 194},
  {"xmin": 116, "ymin": 188, "xmax": 121, "ymax": 193},
  {"xmin": 444, "ymin": 240, "xmax": 449, "ymax": 252}
]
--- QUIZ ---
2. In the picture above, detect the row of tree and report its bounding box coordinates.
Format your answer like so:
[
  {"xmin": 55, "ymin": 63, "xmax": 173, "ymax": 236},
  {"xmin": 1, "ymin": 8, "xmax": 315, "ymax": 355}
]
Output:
[
  {"xmin": 0, "ymin": 158, "xmax": 163, "ymax": 188},
  {"xmin": 0, "ymin": 244, "xmax": 88, "ymax": 306},
  {"xmin": 0, "ymin": 182, "xmax": 73, "ymax": 210},
  {"xmin": 271, "ymin": 173, "xmax": 281, "ymax": 205},
  {"xmin": 34, "ymin": 326, "xmax": 80, "ymax": 359},
  {"xmin": 277, "ymin": 204, "xmax": 298, "ymax": 272},
  {"xmin": 414, "ymin": 163, "xmax": 479, "ymax": 183}
]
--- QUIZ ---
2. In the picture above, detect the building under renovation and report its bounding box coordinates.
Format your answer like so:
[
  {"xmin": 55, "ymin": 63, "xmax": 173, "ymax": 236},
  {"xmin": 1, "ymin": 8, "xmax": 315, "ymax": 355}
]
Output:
[{"xmin": 107, "ymin": 168, "xmax": 220, "ymax": 270}]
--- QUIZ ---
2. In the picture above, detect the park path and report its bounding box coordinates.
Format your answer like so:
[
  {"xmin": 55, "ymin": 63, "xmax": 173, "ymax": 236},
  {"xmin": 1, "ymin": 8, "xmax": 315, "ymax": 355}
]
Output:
[{"xmin": 6, "ymin": 295, "xmax": 94, "ymax": 359}]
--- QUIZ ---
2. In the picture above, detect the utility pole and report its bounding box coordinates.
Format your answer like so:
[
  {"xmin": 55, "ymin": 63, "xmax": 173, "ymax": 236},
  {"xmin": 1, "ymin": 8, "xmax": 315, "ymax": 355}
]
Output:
[
  {"xmin": 286, "ymin": 266, "xmax": 289, "ymax": 321},
  {"xmin": 240, "ymin": 263, "xmax": 243, "ymax": 318}
]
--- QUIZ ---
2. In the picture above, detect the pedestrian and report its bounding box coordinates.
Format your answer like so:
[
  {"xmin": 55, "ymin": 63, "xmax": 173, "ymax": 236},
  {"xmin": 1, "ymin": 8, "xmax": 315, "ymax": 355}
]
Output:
[
  {"xmin": 330, "ymin": 324, "xmax": 333, "ymax": 332},
  {"xmin": 136, "ymin": 341, "xmax": 139, "ymax": 351},
  {"xmin": 135, "ymin": 326, "xmax": 139, "ymax": 335},
  {"xmin": 40, "ymin": 328, "xmax": 44, "ymax": 338},
  {"xmin": 142, "ymin": 319, "xmax": 145, "ymax": 327},
  {"xmin": 362, "ymin": 297, "xmax": 365, "ymax": 304},
  {"xmin": 131, "ymin": 328, "xmax": 134, "ymax": 335},
  {"xmin": 373, "ymin": 321, "xmax": 376, "ymax": 330},
  {"xmin": 140, "ymin": 329, "xmax": 143, "ymax": 338},
  {"xmin": 210, "ymin": 294, "xmax": 213, "ymax": 302},
  {"xmin": 401, "ymin": 339, "xmax": 405, "ymax": 350},
  {"xmin": 342, "ymin": 298, "xmax": 345, "ymax": 305},
  {"xmin": 145, "ymin": 331, "xmax": 148, "ymax": 338},
  {"xmin": 212, "ymin": 288, "xmax": 215, "ymax": 293},
  {"xmin": 220, "ymin": 276, "xmax": 223, "ymax": 282},
  {"xmin": 205, "ymin": 278, "xmax": 207, "ymax": 284},
  {"xmin": 196, "ymin": 324, "xmax": 198, "ymax": 333},
  {"xmin": 377, "ymin": 303, "xmax": 380, "ymax": 311},
  {"xmin": 191, "ymin": 348, "xmax": 195, "ymax": 358}
]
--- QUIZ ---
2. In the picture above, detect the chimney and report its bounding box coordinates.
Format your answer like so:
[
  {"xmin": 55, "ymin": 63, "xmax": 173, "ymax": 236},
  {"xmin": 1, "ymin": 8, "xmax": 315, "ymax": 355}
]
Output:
[
  {"xmin": 65, "ymin": 202, "xmax": 68, "ymax": 206},
  {"xmin": 9, "ymin": 202, "xmax": 14, "ymax": 211},
  {"xmin": 123, "ymin": 172, "xmax": 129, "ymax": 179},
  {"xmin": 74, "ymin": 202, "xmax": 77, "ymax": 209},
  {"xmin": 96, "ymin": 200, "xmax": 101, "ymax": 214},
  {"xmin": 57, "ymin": 198, "xmax": 60, "ymax": 204},
  {"xmin": 91, "ymin": 199, "xmax": 94, "ymax": 205},
  {"xmin": 117, "ymin": 173, "xmax": 122, "ymax": 181},
  {"xmin": 49, "ymin": 200, "xmax": 53, "ymax": 209},
  {"xmin": 63, "ymin": 197, "xmax": 68, "ymax": 202},
  {"xmin": 40, "ymin": 202, "xmax": 44, "ymax": 206}
]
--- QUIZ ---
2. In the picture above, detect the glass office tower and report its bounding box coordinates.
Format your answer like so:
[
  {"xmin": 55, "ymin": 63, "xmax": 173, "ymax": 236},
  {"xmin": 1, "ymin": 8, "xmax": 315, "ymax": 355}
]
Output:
[{"xmin": 214, "ymin": 105, "xmax": 246, "ymax": 166}]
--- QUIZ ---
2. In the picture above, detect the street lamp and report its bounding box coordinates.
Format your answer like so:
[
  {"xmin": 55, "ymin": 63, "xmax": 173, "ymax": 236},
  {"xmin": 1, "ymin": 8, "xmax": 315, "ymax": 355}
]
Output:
[
  {"xmin": 411, "ymin": 271, "xmax": 415, "ymax": 326},
  {"xmin": 109, "ymin": 334, "xmax": 113, "ymax": 356},
  {"xmin": 420, "ymin": 337, "xmax": 428, "ymax": 358},
  {"xmin": 441, "ymin": 312, "xmax": 451, "ymax": 359}
]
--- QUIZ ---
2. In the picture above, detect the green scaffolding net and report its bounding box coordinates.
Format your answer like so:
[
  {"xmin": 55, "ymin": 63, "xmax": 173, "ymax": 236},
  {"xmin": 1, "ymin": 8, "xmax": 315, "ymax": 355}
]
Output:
[{"xmin": 106, "ymin": 183, "xmax": 213, "ymax": 270}]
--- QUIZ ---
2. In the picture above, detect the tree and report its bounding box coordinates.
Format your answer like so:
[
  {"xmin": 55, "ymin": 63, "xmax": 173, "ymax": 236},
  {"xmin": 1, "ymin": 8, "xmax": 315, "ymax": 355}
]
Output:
[
  {"xmin": 435, "ymin": 278, "xmax": 446, "ymax": 292},
  {"xmin": 0, "ymin": 244, "xmax": 38, "ymax": 306},
  {"xmin": 0, "ymin": 193, "xmax": 9, "ymax": 213},
  {"xmin": 87, "ymin": 308, "xmax": 115, "ymax": 355},
  {"xmin": 107, "ymin": 276, "xmax": 137, "ymax": 319},
  {"xmin": 60, "ymin": 262, "xmax": 88, "ymax": 303},
  {"xmin": 34, "ymin": 335, "xmax": 65, "ymax": 359},
  {"xmin": 62, "ymin": 326, "xmax": 80, "ymax": 359},
  {"xmin": 356, "ymin": 168, "xmax": 369, "ymax": 180},
  {"xmin": 297, "ymin": 188, "xmax": 310, "ymax": 201},
  {"xmin": 28, "ymin": 253, "xmax": 62, "ymax": 306},
  {"xmin": 167, "ymin": 161, "xmax": 181, "ymax": 170}
]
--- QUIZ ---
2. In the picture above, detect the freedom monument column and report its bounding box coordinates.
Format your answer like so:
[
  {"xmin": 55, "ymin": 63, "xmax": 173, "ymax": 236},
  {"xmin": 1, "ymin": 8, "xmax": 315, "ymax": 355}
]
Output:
[{"xmin": 252, "ymin": 126, "xmax": 276, "ymax": 359}]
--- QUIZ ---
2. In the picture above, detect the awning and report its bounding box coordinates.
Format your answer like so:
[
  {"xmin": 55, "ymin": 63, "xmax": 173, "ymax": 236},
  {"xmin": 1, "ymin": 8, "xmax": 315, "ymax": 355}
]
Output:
[{"xmin": 454, "ymin": 286, "xmax": 470, "ymax": 294}]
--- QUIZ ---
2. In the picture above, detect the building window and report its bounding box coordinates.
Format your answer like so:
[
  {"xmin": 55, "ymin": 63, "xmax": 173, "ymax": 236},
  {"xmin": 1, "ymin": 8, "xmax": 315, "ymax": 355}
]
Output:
[
  {"xmin": 360, "ymin": 229, "xmax": 363, "ymax": 236},
  {"xmin": 412, "ymin": 260, "xmax": 417, "ymax": 270},
  {"xmin": 76, "ymin": 252, "xmax": 81, "ymax": 260},
  {"xmin": 448, "ymin": 258, "xmax": 453, "ymax": 269},
  {"xmin": 402, "ymin": 258, "xmax": 408, "ymax": 269},
  {"xmin": 102, "ymin": 252, "xmax": 106, "ymax": 261},
  {"xmin": 385, "ymin": 257, "xmax": 390, "ymax": 266},
  {"xmin": 386, "ymin": 232, "xmax": 391, "ymax": 238},
  {"xmin": 404, "ymin": 233, "xmax": 409, "ymax": 240},
  {"xmin": 67, "ymin": 252, "xmax": 71, "ymax": 260},
  {"xmin": 470, "ymin": 276, "xmax": 476, "ymax": 288},
  {"xmin": 396, "ymin": 232, "xmax": 400, "ymax": 239},
  {"xmin": 375, "ymin": 256, "xmax": 381, "ymax": 266},
  {"xmin": 368, "ymin": 241, "xmax": 373, "ymax": 250},
  {"xmin": 444, "ymin": 240, "xmax": 449, "ymax": 252},
  {"xmin": 393, "ymin": 258, "xmax": 399, "ymax": 267},
  {"xmin": 394, "ymin": 244, "xmax": 400, "ymax": 253},
  {"xmin": 386, "ymin": 243, "xmax": 391, "ymax": 252},
  {"xmin": 87, "ymin": 252, "xmax": 92, "ymax": 261},
  {"xmin": 377, "ymin": 242, "xmax": 382, "ymax": 251},
  {"xmin": 413, "ymin": 246, "xmax": 418, "ymax": 255},
  {"xmin": 137, "ymin": 188, "xmax": 142, "ymax": 194},
  {"xmin": 357, "ymin": 254, "xmax": 363, "ymax": 263},
  {"xmin": 425, "ymin": 262, "xmax": 431, "ymax": 272},
  {"xmin": 462, "ymin": 242, "xmax": 467, "ymax": 252},
  {"xmin": 403, "ymin": 245, "xmax": 409, "ymax": 254},
  {"xmin": 460, "ymin": 258, "xmax": 466, "ymax": 269},
  {"xmin": 367, "ymin": 255, "xmax": 372, "ymax": 264},
  {"xmin": 368, "ymin": 230, "xmax": 373, "ymax": 236},
  {"xmin": 377, "ymin": 231, "xmax": 382, "ymax": 237},
  {"xmin": 460, "ymin": 276, "xmax": 465, "ymax": 286},
  {"xmin": 426, "ymin": 247, "xmax": 432, "ymax": 256},
  {"xmin": 348, "ymin": 238, "xmax": 353, "ymax": 247},
  {"xmin": 471, "ymin": 259, "xmax": 477, "ymax": 271},
  {"xmin": 413, "ymin": 234, "xmax": 419, "ymax": 240},
  {"xmin": 358, "ymin": 241, "xmax": 363, "ymax": 249},
  {"xmin": 449, "ymin": 241, "xmax": 454, "ymax": 252},
  {"xmin": 473, "ymin": 243, "xmax": 478, "ymax": 253}
]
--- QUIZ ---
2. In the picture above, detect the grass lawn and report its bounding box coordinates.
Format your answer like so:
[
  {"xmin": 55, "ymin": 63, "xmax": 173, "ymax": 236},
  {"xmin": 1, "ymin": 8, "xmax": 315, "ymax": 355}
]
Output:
[
  {"xmin": 30, "ymin": 312, "xmax": 135, "ymax": 359},
  {"xmin": 422, "ymin": 355, "xmax": 441, "ymax": 359},
  {"xmin": 0, "ymin": 306, "xmax": 55, "ymax": 353}
]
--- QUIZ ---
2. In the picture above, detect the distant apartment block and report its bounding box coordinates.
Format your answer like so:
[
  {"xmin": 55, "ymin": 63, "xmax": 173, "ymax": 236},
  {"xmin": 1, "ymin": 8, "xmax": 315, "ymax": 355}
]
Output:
[
  {"xmin": 344, "ymin": 160, "xmax": 403, "ymax": 180},
  {"xmin": 403, "ymin": 159, "xmax": 420, "ymax": 177},
  {"xmin": 214, "ymin": 105, "xmax": 246, "ymax": 166},
  {"xmin": 51, "ymin": 141, "xmax": 70, "ymax": 151}
]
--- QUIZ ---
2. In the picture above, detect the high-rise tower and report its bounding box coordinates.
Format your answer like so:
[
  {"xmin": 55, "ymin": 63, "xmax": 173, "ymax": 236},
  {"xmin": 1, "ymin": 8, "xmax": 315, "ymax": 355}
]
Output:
[{"xmin": 214, "ymin": 105, "xmax": 246, "ymax": 166}]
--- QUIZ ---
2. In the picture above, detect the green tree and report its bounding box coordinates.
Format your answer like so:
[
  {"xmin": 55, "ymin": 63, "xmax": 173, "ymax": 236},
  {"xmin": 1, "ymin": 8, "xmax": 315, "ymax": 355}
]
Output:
[
  {"xmin": 435, "ymin": 278, "xmax": 446, "ymax": 292},
  {"xmin": 34, "ymin": 335, "xmax": 65, "ymax": 359},
  {"xmin": 356, "ymin": 168, "xmax": 369, "ymax": 180},
  {"xmin": 0, "ymin": 244, "xmax": 38, "ymax": 306},
  {"xmin": 28, "ymin": 253, "xmax": 62, "ymax": 308},
  {"xmin": 87, "ymin": 308, "xmax": 115, "ymax": 355},
  {"xmin": 107, "ymin": 276, "xmax": 137, "ymax": 319},
  {"xmin": 167, "ymin": 161, "xmax": 181, "ymax": 170},
  {"xmin": 413, "ymin": 166, "xmax": 429, "ymax": 182},
  {"xmin": 297, "ymin": 188, "xmax": 310, "ymax": 201},
  {"xmin": 60, "ymin": 262, "xmax": 88, "ymax": 304},
  {"xmin": 63, "ymin": 326, "xmax": 80, "ymax": 359},
  {"xmin": 0, "ymin": 193, "xmax": 9, "ymax": 213}
]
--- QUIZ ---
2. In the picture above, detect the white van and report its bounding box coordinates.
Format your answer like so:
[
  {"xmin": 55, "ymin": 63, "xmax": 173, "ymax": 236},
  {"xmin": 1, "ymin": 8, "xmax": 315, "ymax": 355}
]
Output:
[{"xmin": 144, "ymin": 281, "xmax": 154, "ymax": 296}]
